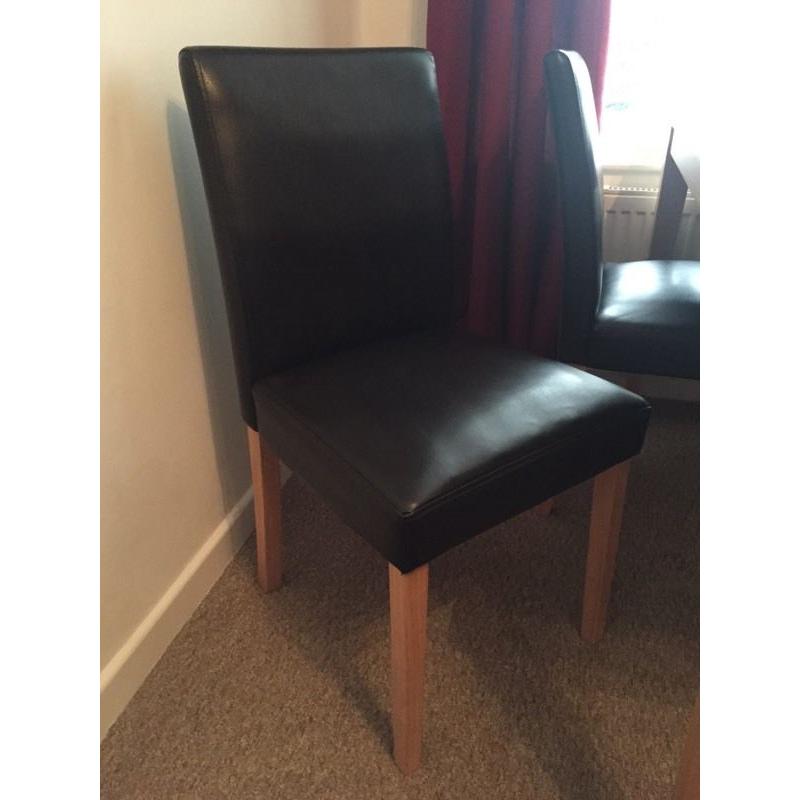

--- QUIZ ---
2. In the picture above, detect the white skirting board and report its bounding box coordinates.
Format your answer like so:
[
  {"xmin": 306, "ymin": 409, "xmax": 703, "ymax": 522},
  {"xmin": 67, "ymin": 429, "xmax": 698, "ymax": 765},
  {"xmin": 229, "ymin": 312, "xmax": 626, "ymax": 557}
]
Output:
[{"xmin": 100, "ymin": 488, "xmax": 255, "ymax": 739}]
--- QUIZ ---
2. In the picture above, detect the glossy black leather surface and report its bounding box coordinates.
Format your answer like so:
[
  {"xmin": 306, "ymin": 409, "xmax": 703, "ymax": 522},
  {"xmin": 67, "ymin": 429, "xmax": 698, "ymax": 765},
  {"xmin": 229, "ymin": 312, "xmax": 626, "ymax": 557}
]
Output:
[
  {"xmin": 180, "ymin": 47, "xmax": 454, "ymax": 427},
  {"xmin": 255, "ymin": 333, "xmax": 650, "ymax": 572},
  {"xmin": 544, "ymin": 49, "xmax": 700, "ymax": 380},
  {"xmin": 543, "ymin": 49, "xmax": 605, "ymax": 363},
  {"xmin": 180, "ymin": 47, "xmax": 652, "ymax": 573},
  {"xmin": 590, "ymin": 261, "xmax": 700, "ymax": 379}
]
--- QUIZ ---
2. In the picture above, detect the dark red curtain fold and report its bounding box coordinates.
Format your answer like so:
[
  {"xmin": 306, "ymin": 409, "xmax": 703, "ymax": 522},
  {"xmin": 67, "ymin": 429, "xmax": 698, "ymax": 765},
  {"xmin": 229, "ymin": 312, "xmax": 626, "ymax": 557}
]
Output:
[{"xmin": 428, "ymin": 0, "xmax": 611, "ymax": 355}]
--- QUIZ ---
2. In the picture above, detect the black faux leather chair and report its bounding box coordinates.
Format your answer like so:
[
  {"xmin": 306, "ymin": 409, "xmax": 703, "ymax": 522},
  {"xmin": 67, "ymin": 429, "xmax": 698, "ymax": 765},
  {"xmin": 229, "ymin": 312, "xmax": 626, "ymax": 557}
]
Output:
[
  {"xmin": 544, "ymin": 49, "xmax": 700, "ymax": 381},
  {"xmin": 180, "ymin": 46, "xmax": 651, "ymax": 775}
]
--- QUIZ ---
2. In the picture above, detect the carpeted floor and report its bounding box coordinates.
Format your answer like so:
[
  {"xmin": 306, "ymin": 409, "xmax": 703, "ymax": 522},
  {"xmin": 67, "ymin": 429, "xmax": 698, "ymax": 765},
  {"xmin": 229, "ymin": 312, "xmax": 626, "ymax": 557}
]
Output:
[{"xmin": 101, "ymin": 400, "xmax": 699, "ymax": 800}]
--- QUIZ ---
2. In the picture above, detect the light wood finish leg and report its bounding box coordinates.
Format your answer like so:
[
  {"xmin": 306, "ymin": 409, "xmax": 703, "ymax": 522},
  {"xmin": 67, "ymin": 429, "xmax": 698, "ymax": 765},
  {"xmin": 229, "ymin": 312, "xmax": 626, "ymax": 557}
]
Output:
[
  {"xmin": 581, "ymin": 460, "xmax": 631, "ymax": 642},
  {"xmin": 535, "ymin": 497, "xmax": 555, "ymax": 516},
  {"xmin": 389, "ymin": 562, "xmax": 429, "ymax": 775},
  {"xmin": 247, "ymin": 426, "xmax": 282, "ymax": 592},
  {"xmin": 675, "ymin": 696, "xmax": 700, "ymax": 800}
]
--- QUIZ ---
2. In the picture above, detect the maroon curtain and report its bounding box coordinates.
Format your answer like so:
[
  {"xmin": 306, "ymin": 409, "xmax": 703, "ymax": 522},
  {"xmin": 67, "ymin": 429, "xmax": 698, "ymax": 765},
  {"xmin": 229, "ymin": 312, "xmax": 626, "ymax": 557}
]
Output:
[{"xmin": 428, "ymin": 0, "xmax": 611, "ymax": 355}]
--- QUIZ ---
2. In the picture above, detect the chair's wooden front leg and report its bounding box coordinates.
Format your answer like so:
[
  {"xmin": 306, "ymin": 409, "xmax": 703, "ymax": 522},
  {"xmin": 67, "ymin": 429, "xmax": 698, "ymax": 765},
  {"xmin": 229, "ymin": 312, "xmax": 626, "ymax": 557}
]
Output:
[
  {"xmin": 247, "ymin": 426, "xmax": 282, "ymax": 592},
  {"xmin": 581, "ymin": 460, "xmax": 631, "ymax": 642},
  {"xmin": 389, "ymin": 562, "xmax": 429, "ymax": 775}
]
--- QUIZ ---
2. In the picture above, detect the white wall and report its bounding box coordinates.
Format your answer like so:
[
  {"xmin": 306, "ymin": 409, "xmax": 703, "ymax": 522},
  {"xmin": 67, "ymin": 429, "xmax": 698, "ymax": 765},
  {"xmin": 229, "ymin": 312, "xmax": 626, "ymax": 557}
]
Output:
[{"xmin": 101, "ymin": 0, "xmax": 427, "ymax": 736}]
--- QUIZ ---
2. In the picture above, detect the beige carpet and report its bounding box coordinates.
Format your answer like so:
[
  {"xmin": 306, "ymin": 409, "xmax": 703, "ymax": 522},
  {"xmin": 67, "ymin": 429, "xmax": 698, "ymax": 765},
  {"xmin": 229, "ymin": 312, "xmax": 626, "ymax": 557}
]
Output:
[{"xmin": 101, "ymin": 400, "xmax": 699, "ymax": 800}]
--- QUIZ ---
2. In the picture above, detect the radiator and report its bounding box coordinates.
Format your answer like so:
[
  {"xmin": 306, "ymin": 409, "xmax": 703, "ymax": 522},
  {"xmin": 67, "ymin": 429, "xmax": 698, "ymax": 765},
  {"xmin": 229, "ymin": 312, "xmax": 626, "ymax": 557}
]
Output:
[{"xmin": 602, "ymin": 181, "xmax": 700, "ymax": 262}]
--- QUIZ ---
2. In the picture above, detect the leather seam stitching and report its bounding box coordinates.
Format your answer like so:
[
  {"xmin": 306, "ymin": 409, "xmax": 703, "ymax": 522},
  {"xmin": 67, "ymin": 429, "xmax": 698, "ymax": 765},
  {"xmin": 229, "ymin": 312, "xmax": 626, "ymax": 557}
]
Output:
[
  {"xmin": 406, "ymin": 410, "xmax": 647, "ymax": 519},
  {"xmin": 259, "ymin": 383, "xmax": 647, "ymax": 520}
]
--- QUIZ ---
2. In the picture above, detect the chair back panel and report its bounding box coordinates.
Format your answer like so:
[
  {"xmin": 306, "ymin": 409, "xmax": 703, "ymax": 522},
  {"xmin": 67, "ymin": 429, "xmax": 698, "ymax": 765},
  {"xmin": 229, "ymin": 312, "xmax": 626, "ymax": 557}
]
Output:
[
  {"xmin": 180, "ymin": 47, "xmax": 454, "ymax": 426},
  {"xmin": 544, "ymin": 50, "xmax": 604, "ymax": 362}
]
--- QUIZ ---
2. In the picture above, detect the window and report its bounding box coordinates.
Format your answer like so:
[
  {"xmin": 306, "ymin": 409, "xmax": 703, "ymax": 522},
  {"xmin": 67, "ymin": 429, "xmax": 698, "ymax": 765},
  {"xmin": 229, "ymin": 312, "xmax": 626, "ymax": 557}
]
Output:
[{"xmin": 601, "ymin": 0, "xmax": 700, "ymax": 167}]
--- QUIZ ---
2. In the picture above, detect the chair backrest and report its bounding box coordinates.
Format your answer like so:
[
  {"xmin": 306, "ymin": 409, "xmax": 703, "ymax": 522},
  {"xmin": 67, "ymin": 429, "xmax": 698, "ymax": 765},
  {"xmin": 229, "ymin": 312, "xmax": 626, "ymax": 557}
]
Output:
[
  {"xmin": 649, "ymin": 127, "xmax": 689, "ymax": 260},
  {"xmin": 543, "ymin": 49, "xmax": 604, "ymax": 363},
  {"xmin": 179, "ymin": 47, "xmax": 454, "ymax": 427}
]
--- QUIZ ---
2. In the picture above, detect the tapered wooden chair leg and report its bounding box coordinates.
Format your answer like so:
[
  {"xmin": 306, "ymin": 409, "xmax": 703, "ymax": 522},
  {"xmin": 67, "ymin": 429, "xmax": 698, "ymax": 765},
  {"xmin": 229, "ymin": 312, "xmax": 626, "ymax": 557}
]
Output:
[
  {"xmin": 581, "ymin": 460, "xmax": 631, "ymax": 642},
  {"xmin": 389, "ymin": 562, "xmax": 429, "ymax": 775},
  {"xmin": 247, "ymin": 426, "xmax": 283, "ymax": 592},
  {"xmin": 675, "ymin": 696, "xmax": 700, "ymax": 800}
]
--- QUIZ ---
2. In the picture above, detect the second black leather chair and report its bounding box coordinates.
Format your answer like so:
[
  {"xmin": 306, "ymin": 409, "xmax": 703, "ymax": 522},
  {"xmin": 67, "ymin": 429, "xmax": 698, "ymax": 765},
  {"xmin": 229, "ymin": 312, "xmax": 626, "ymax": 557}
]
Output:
[
  {"xmin": 544, "ymin": 49, "xmax": 700, "ymax": 381},
  {"xmin": 180, "ymin": 46, "xmax": 651, "ymax": 775}
]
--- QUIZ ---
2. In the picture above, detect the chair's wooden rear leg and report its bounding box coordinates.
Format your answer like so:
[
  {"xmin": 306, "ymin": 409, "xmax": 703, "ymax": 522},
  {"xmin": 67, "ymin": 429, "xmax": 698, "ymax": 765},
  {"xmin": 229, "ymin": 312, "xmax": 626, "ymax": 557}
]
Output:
[
  {"xmin": 247, "ymin": 426, "xmax": 282, "ymax": 592},
  {"xmin": 675, "ymin": 695, "xmax": 700, "ymax": 800},
  {"xmin": 389, "ymin": 562, "xmax": 429, "ymax": 775},
  {"xmin": 581, "ymin": 460, "xmax": 631, "ymax": 642}
]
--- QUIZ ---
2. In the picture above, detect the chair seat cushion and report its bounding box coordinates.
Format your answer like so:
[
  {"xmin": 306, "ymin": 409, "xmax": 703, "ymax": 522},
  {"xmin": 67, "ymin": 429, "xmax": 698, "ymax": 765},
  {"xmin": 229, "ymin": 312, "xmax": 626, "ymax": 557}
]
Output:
[
  {"xmin": 589, "ymin": 260, "xmax": 700, "ymax": 379},
  {"xmin": 254, "ymin": 333, "xmax": 650, "ymax": 572}
]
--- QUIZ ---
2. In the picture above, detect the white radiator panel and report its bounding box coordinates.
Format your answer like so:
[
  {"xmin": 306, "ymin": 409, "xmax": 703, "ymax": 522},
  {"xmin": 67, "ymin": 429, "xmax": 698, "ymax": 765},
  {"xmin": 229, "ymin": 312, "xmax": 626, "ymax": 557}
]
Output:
[{"xmin": 602, "ymin": 192, "xmax": 700, "ymax": 262}]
